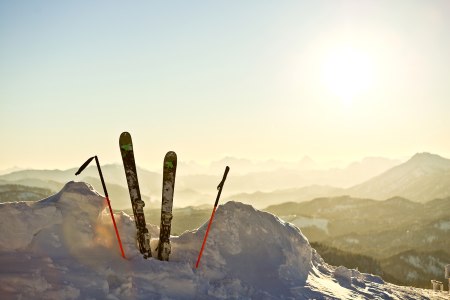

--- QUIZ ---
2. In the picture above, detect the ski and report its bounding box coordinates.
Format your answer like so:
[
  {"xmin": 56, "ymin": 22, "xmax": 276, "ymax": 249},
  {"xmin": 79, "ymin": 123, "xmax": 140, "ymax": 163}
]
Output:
[
  {"xmin": 157, "ymin": 151, "xmax": 177, "ymax": 261},
  {"xmin": 119, "ymin": 132, "xmax": 152, "ymax": 259}
]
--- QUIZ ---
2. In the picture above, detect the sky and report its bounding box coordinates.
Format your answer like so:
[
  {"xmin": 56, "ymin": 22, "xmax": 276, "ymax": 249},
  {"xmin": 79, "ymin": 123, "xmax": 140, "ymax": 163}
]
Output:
[{"xmin": 1, "ymin": 0, "xmax": 450, "ymax": 170}]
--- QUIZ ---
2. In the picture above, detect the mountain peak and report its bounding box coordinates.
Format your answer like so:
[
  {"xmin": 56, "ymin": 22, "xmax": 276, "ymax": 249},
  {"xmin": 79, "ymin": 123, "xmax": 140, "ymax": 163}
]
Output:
[
  {"xmin": 409, "ymin": 152, "xmax": 447, "ymax": 162},
  {"xmin": 348, "ymin": 152, "xmax": 450, "ymax": 202},
  {"xmin": 405, "ymin": 152, "xmax": 450, "ymax": 170}
]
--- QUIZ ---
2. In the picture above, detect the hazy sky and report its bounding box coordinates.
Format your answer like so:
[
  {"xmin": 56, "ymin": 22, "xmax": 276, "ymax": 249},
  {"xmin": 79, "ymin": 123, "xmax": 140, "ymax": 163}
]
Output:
[{"xmin": 1, "ymin": 1, "xmax": 450, "ymax": 170}]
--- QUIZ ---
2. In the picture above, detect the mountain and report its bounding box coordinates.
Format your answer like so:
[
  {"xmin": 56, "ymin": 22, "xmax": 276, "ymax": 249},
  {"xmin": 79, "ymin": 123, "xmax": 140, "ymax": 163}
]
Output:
[
  {"xmin": 242, "ymin": 152, "xmax": 450, "ymax": 206},
  {"xmin": 324, "ymin": 209, "xmax": 450, "ymax": 259},
  {"xmin": 341, "ymin": 156, "xmax": 403, "ymax": 186},
  {"xmin": 0, "ymin": 178, "xmax": 63, "ymax": 194},
  {"xmin": 1, "ymin": 152, "xmax": 448, "ymax": 207},
  {"xmin": 265, "ymin": 195, "xmax": 450, "ymax": 288},
  {"xmin": 0, "ymin": 168, "xmax": 71, "ymax": 183},
  {"xmin": 84, "ymin": 176, "xmax": 153, "ymax": 209},
  {"xmin": 265, "ymin": 195, "xmax": 450, "ymax": 257},
  {"xmin": 310, "ymin": 243, "xmax": 449, "ymax": 289},
  {"xmin": 0, "ymin": 166, "xmax": 23, "ymax": 176},
  {"xmin": 0, "ymin": 184, "xmax": 53, "ymax": 203},
  {"xmin": 311, "ymin": 242, "xmax": 384, "ymax": 277},
  {"xmin": 381, "ymin": 250, "xmax": 449, "ymax": 288},
  {"xmin": 209, "ymin": 155, "xmax": 319, "ymax": 174},
  {"xmin": 181, "ymin": 155, "xmax": 398, "ymax": 198},
  {"xmin": 0, "ymin": 164, "xmax": 161, "ymax": 206},
  {"xmin": 0, "ymin": 154, "xmax": 399, "ymax": 186},
  {"xmin": 0, "ymin": 181, "xmax": 441, "ymax": 299},
  {"xmin": 348, "ymin": 153, "xmax": 450, "ymax": 202},
  {"xmin": 227, "ymin": 185, "xmax": 345, "ymax": 209}
]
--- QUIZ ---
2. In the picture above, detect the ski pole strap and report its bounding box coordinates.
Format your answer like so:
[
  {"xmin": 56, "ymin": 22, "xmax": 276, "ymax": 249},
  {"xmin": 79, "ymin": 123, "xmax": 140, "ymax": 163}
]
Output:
[{"xmin": 214, "ymin": 166, "xmax": 230, "ymax": 207}]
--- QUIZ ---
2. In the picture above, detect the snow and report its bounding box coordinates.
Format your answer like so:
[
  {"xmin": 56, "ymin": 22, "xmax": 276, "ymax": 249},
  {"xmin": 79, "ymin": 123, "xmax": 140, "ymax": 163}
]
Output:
[
  {"xmin": 344, "ymin": 237, "xmax": 360, "ymax": 244},
  {"xmin": 425, "ymin": 235, "xmax": 438, "ymax": 243},
  {"xmin": 287, "ymin": 216, "xmax": 329, "ymax": 233},
  {"xmin": 0, "ymin": 181, "xmax": 445, "ymax": 299},
  {"xmin": 434, "ymin": 220, "xmax": 450, "ymax": 231},
  {"xmin": 400, "ymin": 254, "xmax": 446, "ymax": 276},
  {"xmin": 406, "ymin": 271, "xmax": 420, "ymax": 281}
]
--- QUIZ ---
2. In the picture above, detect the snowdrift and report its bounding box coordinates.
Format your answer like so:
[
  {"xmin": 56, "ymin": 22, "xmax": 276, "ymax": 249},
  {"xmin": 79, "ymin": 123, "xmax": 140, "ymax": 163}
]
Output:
[{"xmin": 0, "ymin": 181, "xmax": 443, "ymax": 299}]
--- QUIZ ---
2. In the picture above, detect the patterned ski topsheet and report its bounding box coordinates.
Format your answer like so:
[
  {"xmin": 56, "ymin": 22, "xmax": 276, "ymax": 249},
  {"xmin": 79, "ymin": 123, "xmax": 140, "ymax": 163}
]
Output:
[
  {"xmin": 157, "ymin": 151, "xmax": 177, "ymax": 261},
  {"xmin": 119, "ymin": 132, "xmax": 152, "ymax": 259}
]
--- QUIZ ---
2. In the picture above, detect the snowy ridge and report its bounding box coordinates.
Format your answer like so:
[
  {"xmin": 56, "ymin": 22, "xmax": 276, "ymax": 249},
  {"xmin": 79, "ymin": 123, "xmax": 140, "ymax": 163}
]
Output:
[{"xmin": 0, "ymin": 182, "xmax": 445, "ymax": 299}]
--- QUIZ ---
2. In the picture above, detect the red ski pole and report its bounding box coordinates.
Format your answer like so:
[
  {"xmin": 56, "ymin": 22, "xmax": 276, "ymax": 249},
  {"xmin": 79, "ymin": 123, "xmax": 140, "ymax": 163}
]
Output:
[
  {"xmin": 76, "ymin": 156, "xmax": 126, "ymax": 259},
  {"xmin": 195, "ymin": 166, "xmax": 230, "ymax": 269}
]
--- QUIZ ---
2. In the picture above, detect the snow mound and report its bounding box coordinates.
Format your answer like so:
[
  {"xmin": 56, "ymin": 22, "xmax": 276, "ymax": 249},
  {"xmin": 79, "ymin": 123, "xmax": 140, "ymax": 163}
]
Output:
[
  {"xmin": 0, "ymin": 182, "xmax": 444, "ymax": 299},
  {"xmin": 0, "ymin": 181, "xmax": 105, "ymax": 252},
  {"xmin": 176, "ymin": 201, "xmax": 313, "ymax": 297}
]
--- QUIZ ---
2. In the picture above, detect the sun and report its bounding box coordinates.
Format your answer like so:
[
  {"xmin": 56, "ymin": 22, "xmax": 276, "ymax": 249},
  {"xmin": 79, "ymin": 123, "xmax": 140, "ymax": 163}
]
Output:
[{"xmin": 321, "ymin": 46, "xmax": 376, "ymax": 106}]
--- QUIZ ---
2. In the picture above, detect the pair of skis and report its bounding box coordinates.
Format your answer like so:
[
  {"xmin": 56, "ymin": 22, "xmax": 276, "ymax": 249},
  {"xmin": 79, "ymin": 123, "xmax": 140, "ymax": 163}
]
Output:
[{"xmin": 119, "ymin": 132, "xmax": 176, "ymax": 261}]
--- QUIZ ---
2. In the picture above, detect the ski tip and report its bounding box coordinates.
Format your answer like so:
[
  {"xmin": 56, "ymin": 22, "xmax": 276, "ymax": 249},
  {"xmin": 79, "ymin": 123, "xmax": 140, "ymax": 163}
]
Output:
[
  {"xmin": 165, "ymin": 151, "xmax": 177, "ymax": 157},
  {"xmin": 164, "ymin": 151, "xmax": 177, "ymax": 162},
  {"xmin": 119, "ymin": 132, "xmax": 132, "ymax": 145},
  {"xmin": 164, "ymin": 151, "xmax": 177, "ymax": 170}
]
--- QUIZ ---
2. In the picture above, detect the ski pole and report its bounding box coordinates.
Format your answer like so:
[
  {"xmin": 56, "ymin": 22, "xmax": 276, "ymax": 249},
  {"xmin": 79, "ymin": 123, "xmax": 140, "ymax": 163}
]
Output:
[
  {"xmin": 195, "ymin": 166, "xmax": 230, "ymax": 269},
  {"xmin": 75, "ymin": 156, "xmax": 126, "ymax": 259}
]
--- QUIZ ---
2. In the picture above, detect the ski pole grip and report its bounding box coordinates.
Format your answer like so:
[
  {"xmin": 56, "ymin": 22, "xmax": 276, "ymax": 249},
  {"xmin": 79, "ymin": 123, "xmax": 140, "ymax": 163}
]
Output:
[
  {"xmin": 214, "ymin": 166, "xmax": 230, "ymax": 207},
  {"xmin": 217, "ymin": 166, "xmax": 230, "ymax": 190},
  {"xmin": 222, "ymin": 166, "xmax": 230, "ymax": 182},
  {"xmin": 75, "ymin": 156, "xmax": 95, "ymax": 175}
]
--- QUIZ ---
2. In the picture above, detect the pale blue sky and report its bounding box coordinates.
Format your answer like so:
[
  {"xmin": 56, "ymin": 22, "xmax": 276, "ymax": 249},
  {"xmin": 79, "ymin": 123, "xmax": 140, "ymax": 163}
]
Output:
[{"xmin": 1, "ymin": 1, "xmax": 450, "ymax": 170}]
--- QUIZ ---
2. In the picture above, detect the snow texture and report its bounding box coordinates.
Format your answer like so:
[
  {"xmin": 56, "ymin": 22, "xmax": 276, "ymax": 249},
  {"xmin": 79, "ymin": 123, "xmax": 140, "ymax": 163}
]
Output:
[
  {"xmin": 285, "ymin": 215, "xmax": 329, "ymax": 234},
  {"xmin": 0, "ymin": 181, "xmax": 445, "ymax": 299}
]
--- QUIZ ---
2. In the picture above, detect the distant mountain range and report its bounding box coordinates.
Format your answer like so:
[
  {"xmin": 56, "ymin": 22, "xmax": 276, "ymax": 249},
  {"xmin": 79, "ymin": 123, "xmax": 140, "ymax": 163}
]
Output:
[
  {"xmin": 0, "ymin": 166, "xmax": 23, "ymax": 176},
  {"xmin": 0, "ymin": 153, "xmax": 449, "ymax": 207},
  {"xmin": 226, "ymin": 185, "xmax": 346, "ymax": 209},
  {"xmin": 0, "ymin": 184, "xmax": 53, "ymax": 203},
  {"xmin": 228, "ymin": 152, "xmax": 450, "ymax": 207}
]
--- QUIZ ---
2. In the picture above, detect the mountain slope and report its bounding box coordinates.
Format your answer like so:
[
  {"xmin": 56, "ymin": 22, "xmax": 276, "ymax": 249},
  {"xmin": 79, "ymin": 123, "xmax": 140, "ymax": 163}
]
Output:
[
  {"xmin": 265, "ymin": 195, "xmax": 450, "ymax": 254},
  {"xmin": 348, "ymin": 153, "xmax": 450, "ymax": 202},
  {"xmin": 227, "ymin": 185, "xmax": 345, "ymax": 209},
  {"xmin": 381, "ymin": 250, "xmax": 449, "ymax": 288},
  {"xmin": 0, "ymin": 184, "xmax": 53, "ymax": 203}
]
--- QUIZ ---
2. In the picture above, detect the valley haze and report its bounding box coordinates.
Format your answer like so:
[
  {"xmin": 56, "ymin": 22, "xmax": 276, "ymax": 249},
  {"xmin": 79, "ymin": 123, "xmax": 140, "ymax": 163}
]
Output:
[{"xmin": 0, "ymin": 152, "xmax": 448, "ymax": 209}]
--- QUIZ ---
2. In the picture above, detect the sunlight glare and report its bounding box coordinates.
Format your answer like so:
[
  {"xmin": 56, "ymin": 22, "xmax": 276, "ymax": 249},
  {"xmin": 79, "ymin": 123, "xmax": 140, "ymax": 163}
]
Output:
[{"xmin": 321, "ymin": 46, "xmax": 375, "ymax": 106}]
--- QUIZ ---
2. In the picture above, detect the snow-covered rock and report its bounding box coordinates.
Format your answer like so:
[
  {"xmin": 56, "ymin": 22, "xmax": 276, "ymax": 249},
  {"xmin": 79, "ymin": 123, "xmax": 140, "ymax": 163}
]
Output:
[{"xmin": 0, "ymin": 182, "xmax": 445, "ymax": 299}]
